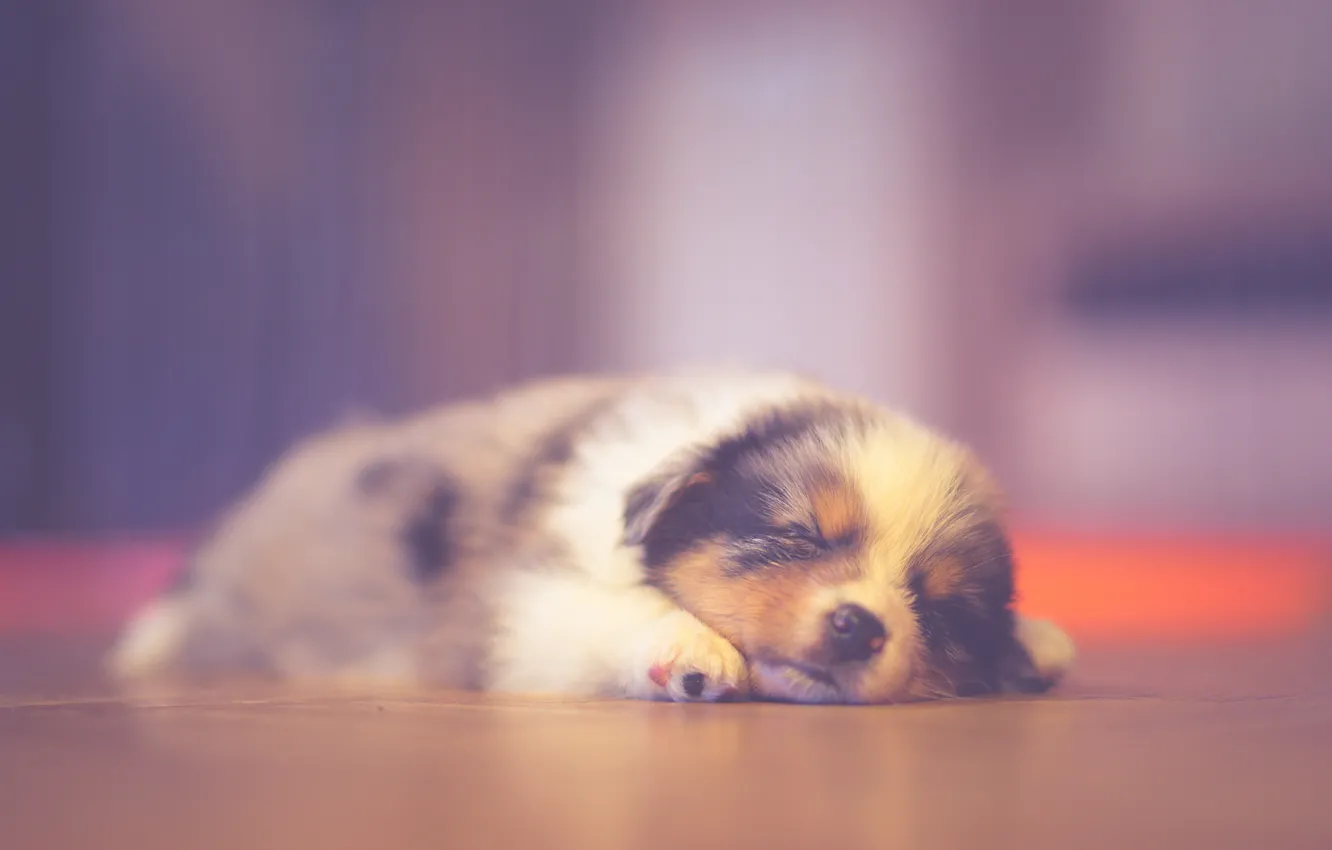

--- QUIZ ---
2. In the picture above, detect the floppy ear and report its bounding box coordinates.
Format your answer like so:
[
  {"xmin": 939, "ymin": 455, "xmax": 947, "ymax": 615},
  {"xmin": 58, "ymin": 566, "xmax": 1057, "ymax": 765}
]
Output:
[
  {"xmin": 622, "ymin": 453, "xmax": 714, "ymax": 547},
  {"xmin": 996, "ymin": 615, "xmax": 1077, "ymax": 694}
]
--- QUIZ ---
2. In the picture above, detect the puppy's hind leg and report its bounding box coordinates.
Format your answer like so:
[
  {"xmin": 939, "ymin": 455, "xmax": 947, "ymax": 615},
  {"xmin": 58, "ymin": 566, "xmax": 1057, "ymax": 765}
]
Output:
[
  {"xmin": 108, "ymin": 597, "xmax": 193, "ymax": 681},
  {"xmin": 486, "ymin": 574, "xmax": 750, "ymax": 702}
]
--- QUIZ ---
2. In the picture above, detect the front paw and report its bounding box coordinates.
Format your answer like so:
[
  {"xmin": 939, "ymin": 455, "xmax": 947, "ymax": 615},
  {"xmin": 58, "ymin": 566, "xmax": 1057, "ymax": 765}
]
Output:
[{"xmin": 642, "ymin": 611, "xmax": 749, "ymax": 703}]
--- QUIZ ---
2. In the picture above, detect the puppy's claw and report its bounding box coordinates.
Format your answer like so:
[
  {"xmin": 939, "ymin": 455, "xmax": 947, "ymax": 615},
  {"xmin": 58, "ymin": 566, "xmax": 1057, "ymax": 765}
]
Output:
[{"xmin": 681, "ymin": 671, "xmax": 706, "ymax": 697}]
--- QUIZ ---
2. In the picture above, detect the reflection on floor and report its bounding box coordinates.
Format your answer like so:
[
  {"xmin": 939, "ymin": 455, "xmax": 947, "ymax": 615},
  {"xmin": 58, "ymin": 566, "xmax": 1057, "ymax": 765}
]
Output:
[{"xmin": 2, "ymin": 539, "xmax": 1331, "ymax": 850}]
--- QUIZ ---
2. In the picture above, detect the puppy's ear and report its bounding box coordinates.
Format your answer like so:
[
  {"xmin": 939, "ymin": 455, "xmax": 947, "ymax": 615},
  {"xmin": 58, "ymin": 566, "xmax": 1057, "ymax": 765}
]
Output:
[
  {"xmin": 996, "ymin": 615, "xmax": 1077, "ymax": 694},
  {"xmin": 622, "ymin": 454, "xmax": 713, "ymax": 547}
]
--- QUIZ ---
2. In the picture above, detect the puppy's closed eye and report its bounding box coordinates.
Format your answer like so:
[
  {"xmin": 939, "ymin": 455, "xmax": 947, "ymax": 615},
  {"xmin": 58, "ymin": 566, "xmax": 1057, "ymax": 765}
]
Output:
[{"xmin": 729, "ymin": 527, "xmax": 826, "ymax": 570}]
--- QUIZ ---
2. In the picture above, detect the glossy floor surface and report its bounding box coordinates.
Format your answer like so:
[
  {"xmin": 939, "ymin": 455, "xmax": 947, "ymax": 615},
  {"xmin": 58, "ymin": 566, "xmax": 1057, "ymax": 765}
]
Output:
[{"xmin": 4, "ymin": 628, "xmax": 1332, "ymax": 850}]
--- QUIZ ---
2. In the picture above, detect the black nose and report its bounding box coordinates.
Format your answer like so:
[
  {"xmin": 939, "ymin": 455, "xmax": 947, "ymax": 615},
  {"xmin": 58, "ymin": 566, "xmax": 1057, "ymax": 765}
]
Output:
[{"xmin": 826, "ymin": 604, "xmax": 888, "ymax": 663}]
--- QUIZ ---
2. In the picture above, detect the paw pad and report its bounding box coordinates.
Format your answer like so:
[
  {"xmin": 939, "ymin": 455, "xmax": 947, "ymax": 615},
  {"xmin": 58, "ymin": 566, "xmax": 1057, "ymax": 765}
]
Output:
[{"xmin": 648, "ymin": 663, "xmax": 672, "ymax": 688}]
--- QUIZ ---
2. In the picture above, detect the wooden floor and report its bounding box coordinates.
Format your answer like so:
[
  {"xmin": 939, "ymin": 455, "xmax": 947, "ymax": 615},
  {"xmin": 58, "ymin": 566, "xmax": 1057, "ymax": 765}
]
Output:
[{"xmin": 4, "ymin": 628, "xmax": 1332, "ymax": 850}]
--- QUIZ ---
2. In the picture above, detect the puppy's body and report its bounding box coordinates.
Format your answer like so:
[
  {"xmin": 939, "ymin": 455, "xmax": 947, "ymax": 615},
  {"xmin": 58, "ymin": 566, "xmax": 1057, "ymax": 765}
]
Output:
[{"xmin": 112, "ymin": 371, "xmax": 1074, "ymax": 703}]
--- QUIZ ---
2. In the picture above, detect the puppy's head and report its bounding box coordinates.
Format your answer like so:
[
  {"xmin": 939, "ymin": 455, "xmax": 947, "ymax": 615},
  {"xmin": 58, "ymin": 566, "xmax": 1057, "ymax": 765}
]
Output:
[{"xmin": 625, "ymin": 400, "xmax": 1074, "ymax": 704}]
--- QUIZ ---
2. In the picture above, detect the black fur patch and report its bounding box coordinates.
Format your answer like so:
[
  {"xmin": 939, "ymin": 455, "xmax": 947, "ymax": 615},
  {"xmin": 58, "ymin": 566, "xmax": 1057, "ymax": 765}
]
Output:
[
  {"xmin": 355, "ymin": 455, "xmax": 462, "ymax": 584},
  {"xmin": 402, "ymin": 477, "xmax": 460, "ymax": 583},
  {"xmin": 995, "ymin": 639, "xmax": 1056, "ymax": 694},
  {"xmin": 702, "ymin": 402, "xmax": 850, "ymax": 478},
  {"xmin": 631, "ymin": 402, "xmax": 853, "ymax": 573},
  {"xmin": 908, "ymin": 522, "xmax": 1020, "ymax": 693},
  {"xmin": 501, "ymin": 396, "xmax": 617, "ymax": 523}
]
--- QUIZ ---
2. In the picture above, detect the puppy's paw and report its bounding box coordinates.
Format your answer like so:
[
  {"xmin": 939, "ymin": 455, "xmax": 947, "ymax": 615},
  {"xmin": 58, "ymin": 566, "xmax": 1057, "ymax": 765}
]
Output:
[
  {"xmin": 996, "ymin": 614, "xmax": 1077, "ymax": 694},
  {"xmin": 642, "ymin": 611, "xmax": 749, "ymax": 703},
  {"xmin": 1016, "ymin": 615, "xmax": 1076, "ymax": 683}
]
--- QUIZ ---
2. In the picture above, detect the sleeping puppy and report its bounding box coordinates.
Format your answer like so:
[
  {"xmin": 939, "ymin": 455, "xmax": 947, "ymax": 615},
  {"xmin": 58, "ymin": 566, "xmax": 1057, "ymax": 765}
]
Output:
[{"xmin": 110, "ymin": 370, "xmax": 1075, "ymax": 703}]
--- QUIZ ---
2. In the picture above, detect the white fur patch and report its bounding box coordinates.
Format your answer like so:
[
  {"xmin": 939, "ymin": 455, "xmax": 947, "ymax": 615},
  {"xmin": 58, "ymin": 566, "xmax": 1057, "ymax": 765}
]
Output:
[
  {"xmin": 487, "ymin": 570, "xmax": 678, "ymax": 696},
  {"xmin": 845, "ymin": 420, "xmax": 971, "ymax": 585},
  {"xmin": 1015, "ymin": 615, "xmax": 1077, "ymax": 682}
]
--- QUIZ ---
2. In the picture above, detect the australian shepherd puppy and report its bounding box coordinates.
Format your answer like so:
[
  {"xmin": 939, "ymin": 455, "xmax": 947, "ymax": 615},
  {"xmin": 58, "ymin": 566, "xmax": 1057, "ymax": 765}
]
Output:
[{"xmin": 110, "ymin": 370, "xmax": 1075, "ymax": 704}]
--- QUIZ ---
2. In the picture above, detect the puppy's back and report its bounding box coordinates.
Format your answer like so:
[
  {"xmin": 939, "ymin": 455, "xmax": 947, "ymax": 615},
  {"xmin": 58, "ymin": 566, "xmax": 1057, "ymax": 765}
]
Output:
[{"xmin": 108, "ymin": 375, "xmax": 627, "ymax": 685}]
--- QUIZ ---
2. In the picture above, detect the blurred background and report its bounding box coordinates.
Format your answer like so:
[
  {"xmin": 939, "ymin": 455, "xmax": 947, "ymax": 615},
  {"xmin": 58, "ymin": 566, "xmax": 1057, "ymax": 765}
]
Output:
[{"xmin": 3, "ymin": 0, "xmax": 1331, "ymax": 545}]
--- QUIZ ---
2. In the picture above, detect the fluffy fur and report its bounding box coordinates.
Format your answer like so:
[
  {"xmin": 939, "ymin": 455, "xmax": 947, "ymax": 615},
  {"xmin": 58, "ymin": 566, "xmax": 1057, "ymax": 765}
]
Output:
[{"xmin": 109, "ymin": 370, "xmax": 1075, "ymax": 703}]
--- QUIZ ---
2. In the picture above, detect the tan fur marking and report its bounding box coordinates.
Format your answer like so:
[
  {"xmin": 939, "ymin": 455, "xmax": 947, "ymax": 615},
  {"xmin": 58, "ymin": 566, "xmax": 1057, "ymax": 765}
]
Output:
[
  {"xmin": 808, "ymin": 483, "xmax": 864, "ymax": 543},
  {"xmin": 920, "ymin": 555, "xmax": 966, "ymax": 599},
  {"xmin": 661, "ymin": 542, "xmax": 825, "ymax": 662}
]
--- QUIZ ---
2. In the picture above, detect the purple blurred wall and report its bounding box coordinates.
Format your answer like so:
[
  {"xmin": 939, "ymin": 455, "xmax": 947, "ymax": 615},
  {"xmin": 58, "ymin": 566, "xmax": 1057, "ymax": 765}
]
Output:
[{"xmin": 2, "ymin": 0, "xmax": 1330, "ymax": 534}]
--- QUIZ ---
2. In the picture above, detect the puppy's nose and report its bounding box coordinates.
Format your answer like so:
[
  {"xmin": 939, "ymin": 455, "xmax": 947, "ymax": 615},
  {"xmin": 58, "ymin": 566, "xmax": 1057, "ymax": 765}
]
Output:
[{"xmin": 826, "ymin": 604, "xmax": 888, "ymax": 663}]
